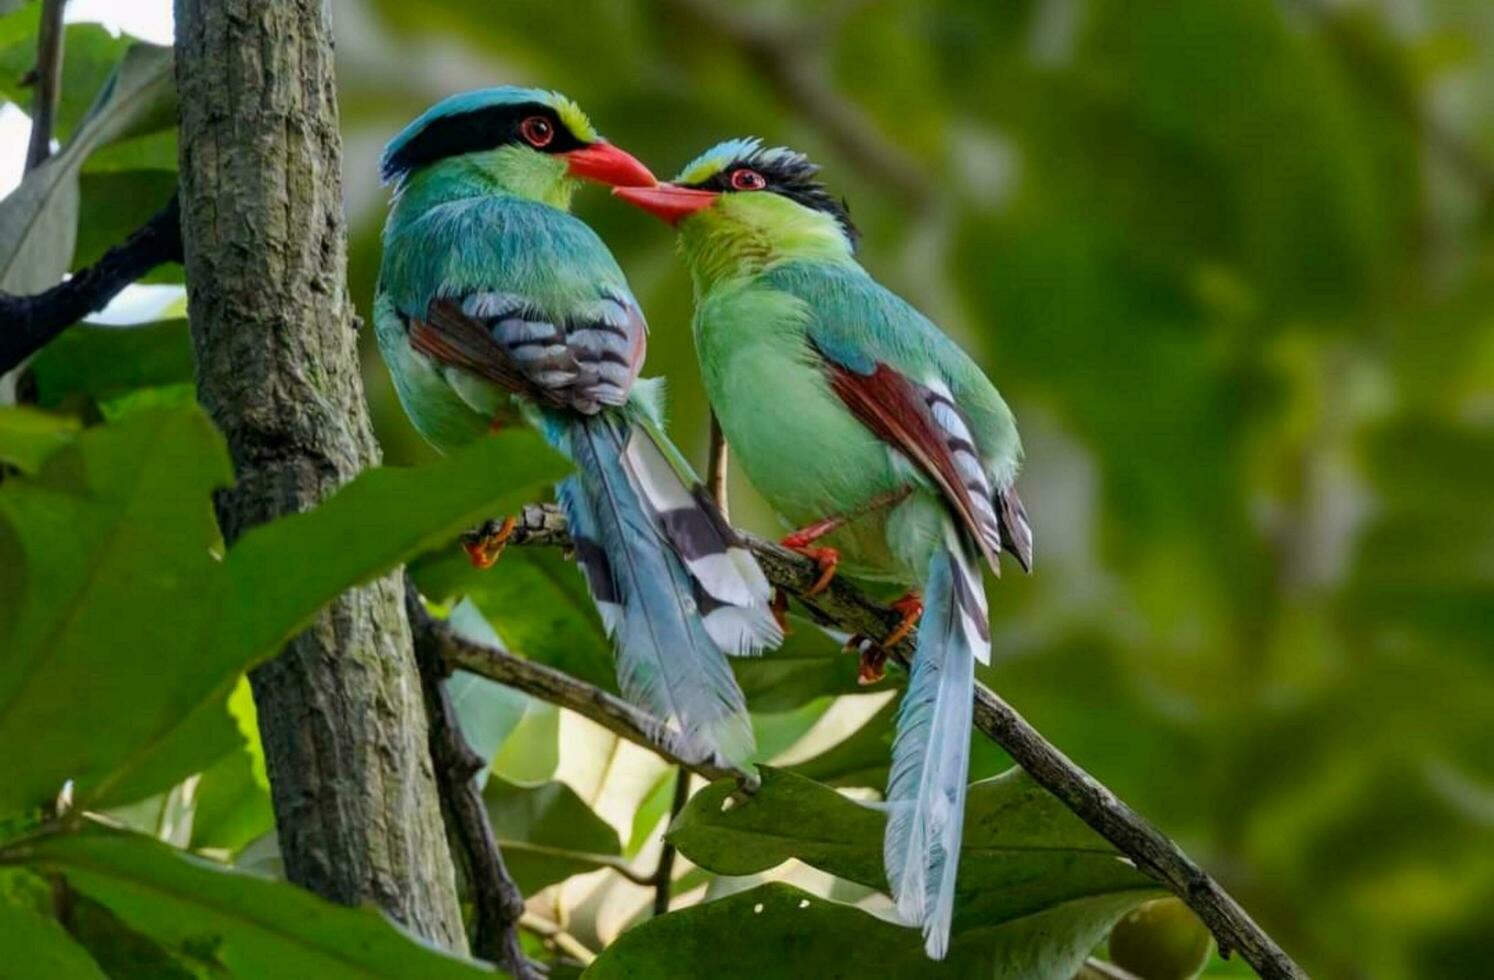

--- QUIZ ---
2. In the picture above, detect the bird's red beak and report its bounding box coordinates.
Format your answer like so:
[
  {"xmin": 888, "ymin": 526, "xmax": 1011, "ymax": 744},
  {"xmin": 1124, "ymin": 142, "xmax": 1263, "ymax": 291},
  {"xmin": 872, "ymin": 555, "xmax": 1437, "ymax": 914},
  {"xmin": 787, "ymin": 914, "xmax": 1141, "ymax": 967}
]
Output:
[
  {"xmin": 612, "ymin": 184, "xmax": 719, "ymax": 225},
  {"xmin": 563, "ymin": 141, "xmax": 657, "ymax": 188}
]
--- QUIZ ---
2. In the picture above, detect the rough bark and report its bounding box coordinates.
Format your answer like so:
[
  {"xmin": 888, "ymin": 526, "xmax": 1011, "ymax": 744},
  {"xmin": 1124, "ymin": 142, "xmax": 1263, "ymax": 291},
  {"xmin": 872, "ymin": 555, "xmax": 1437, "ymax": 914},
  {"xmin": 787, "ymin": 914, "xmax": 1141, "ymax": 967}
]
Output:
[{"xmin": 174, "ymin": 0, "xmax": 465, "ymax": 950}]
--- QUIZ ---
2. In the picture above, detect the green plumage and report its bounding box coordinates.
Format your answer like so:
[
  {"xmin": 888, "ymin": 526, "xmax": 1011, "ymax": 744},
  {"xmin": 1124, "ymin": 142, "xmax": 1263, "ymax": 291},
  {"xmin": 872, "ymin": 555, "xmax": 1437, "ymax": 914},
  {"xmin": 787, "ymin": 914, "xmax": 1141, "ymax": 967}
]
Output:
[
  {"xmin": 652, "ymin": 139, "xmax": 1028, "ymax": 959},
  {"xmin": 374, "ymin": 92, "xmax": 777, "ymax": 768},
  {"xmin": 679, "ymin": 202, "xmax": 1022, "ymax": 583}
]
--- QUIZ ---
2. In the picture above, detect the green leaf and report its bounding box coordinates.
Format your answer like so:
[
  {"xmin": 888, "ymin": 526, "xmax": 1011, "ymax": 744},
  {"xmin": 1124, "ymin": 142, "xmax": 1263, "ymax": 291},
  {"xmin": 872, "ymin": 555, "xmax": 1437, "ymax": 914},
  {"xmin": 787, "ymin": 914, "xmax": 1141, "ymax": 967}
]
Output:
[
  {"xmin": 669, "ymin": 768, "xmax": 1160, "ymax": 937},
  {"xmin": 0, "ymin": 42, "xmax": 172, "ymax": 293},
  {"xmin": 734, "ymin": 620, "xmax": 897, "ymax": 714},
  {"xmin": 72, "ymin": 170, "xmax": 180, "ymax": 282},
  {"xmin": 0, "ymin": 22, "xmax": 130, "ymax": 144},
  {"xmin": 488, "ymin": 701, "xmax": 560, "ymax": 785},
  {"xmin": 4, "ymin": 828, "xmax": 493, "ymax": 978},
  {"xmin": 581, "ymin": 882, "xmax": 991, "ymax": 978},
  {"xmin": 0, "ymin": 406, "xmax": 232, "ymax": 816},
  {"xmin": 190, "ymin": 748, "xmax": 274, "ymax": 857},
  {"xmin": 787, "ymin": 697, "xmax": 898, "ymax": 788},
  {"xmin": 28, "ymin": 320, "xmax": 193, "ymax": 410},
  {"xmin": 63, "ymin": 894, "xmax": 202, "ymax": 980},
  {"xmin": 484, "ymin": 777, "xmax": 623, "ymax": 894},
  {"xmin": 222, "ymin": 427, "xmax": 568, "ymax": 668},
  {"xmin": 413, "ymin": 545, "xmax": 616, "ymax": 692},
  {"xmin": 0, "ymin": 406, "xmax": 80, "ymax": 473},
  {"xmin": 626, "ymin": 771, "xmax": 677, "ymax": 857},
  {"xmin": 0, "ymin": 406, "xmax": 569, "ymax": 818},
  {"xmin": 0, "ymin": 892, "xmax": 107, "ymax": 979},
  {"xmin": 446, "ymin": 599, "xmax": 532, "ymax": 785}
]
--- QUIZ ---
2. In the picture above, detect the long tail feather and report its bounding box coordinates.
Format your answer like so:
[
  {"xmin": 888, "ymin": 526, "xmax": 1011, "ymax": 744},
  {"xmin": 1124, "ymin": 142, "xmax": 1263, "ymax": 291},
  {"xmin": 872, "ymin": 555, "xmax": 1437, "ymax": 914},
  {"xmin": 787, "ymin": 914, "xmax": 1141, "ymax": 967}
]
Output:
[
  {"xmin": 884, "ymin": 527, "xmax": 989, "ymax": 959},
  {"xmin": 561, "ymin": 413, "xmax": 757, "ymax": 767},
  {"xmin": 618, "ymin": 416, "xmax": 780, "ymax": 657}
]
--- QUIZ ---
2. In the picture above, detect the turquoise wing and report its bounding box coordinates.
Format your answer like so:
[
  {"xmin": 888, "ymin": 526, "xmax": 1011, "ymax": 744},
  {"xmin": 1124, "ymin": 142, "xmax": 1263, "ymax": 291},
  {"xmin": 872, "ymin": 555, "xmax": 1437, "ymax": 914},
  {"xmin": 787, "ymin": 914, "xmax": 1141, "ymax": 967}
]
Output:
[
  {"xmin": 381, "ymin": 195, "xmax": 647, "ymax": 417},
  {"xmin": 762, "ymin": 260, "xmax": 1031, "ymax": 571}
]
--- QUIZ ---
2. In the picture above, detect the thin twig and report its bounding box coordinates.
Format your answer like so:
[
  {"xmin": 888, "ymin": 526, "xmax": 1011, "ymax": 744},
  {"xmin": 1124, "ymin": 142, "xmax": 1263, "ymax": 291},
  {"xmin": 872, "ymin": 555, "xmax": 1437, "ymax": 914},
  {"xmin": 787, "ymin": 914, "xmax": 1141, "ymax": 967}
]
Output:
[
  {"xmin": 650, "ymin": 767, "xmax": 691, "ymax": 916},
  {"xmin": 24, "ymin": 0, "xmax": 67, "ymax": 172},
  {"xmin": 705, "ymin": 412, "xmax": 729, "ymax": 513},
  {"xmin": 484, "ymin": 503, "xmax": 1306, "ymax": 980},
  {"xmin": 410, "ymin": 571, "xmax": 752, "ymax": 787},
  {"xmin": 406, "ymin": 583, "xmax": 537, "ymax": 980},
  {"xmin": 501, "ymin": 840, "xmax": 656, "ymax": 888},
  {"xmin": 0, "ymin": 194, "xmax": 182, "ymax": 374},
  {"xmin": 520, "ymin": 912, "xmax": 596, "ymax": 966},
  {"xmin": 1076, "ymin": 959, "xmax": 1145, "ymax": 980}
]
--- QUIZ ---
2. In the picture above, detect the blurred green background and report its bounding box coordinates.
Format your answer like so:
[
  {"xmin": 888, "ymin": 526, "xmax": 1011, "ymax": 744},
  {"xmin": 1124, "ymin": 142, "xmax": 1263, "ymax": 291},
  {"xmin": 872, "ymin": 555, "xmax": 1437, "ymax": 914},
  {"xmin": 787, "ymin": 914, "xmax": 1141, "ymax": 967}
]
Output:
[
  {"xmin": 334, "ymin": 3, "xmax": 1494, "ymax": 975},
  {"xmin": 5, "ymin": 0, "xmax": 1491, "ymax": 975}
]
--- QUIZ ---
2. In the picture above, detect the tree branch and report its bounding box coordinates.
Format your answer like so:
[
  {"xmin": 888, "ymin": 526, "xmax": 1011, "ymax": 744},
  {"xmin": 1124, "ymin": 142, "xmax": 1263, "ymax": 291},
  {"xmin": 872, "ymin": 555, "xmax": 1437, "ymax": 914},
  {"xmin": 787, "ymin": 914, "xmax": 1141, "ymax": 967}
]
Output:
[
  {"xmin": 649, "ymin": 750, "xmax": 691, "ymax": 916},
  {"xmin": 24, "ymin": 0, "xmax": 67, "ymax": 172},
  {"xmin": 407, "ymin": 578, "xmax": 752, "ymax": 787},
  {"xmin": 469, "ymin": 503, "xmax": 1305, "ymax": 979},
  {"xmin": 407, "ymin": 585, "xmax": 537, "ymax": 979},
  {"xmin": 0, "ymin": 194, "xmax": 182, "ymax": 374}
]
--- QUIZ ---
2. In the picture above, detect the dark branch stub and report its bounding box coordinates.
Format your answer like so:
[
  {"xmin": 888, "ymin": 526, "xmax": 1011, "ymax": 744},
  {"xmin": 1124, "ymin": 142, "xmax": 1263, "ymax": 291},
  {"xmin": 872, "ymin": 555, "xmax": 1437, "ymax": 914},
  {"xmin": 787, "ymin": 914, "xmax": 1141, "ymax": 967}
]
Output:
[
  {"xmin": 407, "ymin": 583, "xmax": 537, "ymax": 980},
  {"xmin": 0, "ymin": 194, "xmax": 183, "ymax": 375}
]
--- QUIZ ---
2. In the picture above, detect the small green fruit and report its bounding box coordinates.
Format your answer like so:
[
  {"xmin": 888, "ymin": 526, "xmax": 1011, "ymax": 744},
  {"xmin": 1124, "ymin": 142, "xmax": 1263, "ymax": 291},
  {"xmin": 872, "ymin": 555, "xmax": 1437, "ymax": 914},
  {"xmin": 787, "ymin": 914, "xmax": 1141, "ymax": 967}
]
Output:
[{"xmin": 1107, "ymin": 898, "xmax": 1213, "ymax": 980}]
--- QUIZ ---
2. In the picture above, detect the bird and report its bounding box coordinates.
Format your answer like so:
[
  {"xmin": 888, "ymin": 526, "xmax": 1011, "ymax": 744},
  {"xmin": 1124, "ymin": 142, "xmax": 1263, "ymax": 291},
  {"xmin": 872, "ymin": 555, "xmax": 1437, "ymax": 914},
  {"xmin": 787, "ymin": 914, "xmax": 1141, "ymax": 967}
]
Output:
[
  {"xmin": 373, "ymin": 92, "xmax": 780, "ymax": 769},
  {"xmin": 614, "ymin": 138, "xmax": 1031, "ymax": 958}
]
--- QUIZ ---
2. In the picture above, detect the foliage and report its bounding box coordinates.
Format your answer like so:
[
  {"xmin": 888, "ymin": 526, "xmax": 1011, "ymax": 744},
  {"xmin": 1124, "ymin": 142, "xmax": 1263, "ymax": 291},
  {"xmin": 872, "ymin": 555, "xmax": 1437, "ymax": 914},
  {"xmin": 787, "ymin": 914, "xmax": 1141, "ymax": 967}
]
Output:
[{"xmin": 3, "ymin": 0, "xmax": 1493, "ymax": 976}]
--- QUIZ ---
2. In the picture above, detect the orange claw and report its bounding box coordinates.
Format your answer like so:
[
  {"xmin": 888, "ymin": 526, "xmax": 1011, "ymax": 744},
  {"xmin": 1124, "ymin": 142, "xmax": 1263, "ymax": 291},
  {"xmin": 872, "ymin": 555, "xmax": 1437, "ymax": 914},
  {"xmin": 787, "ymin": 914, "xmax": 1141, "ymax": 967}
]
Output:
[
  {"xmin": 462, "ymin": 515, "xmax": 517, "ymax": 569},
  {"xmin": 882, "ymin": 591, "xmax": 923, "ymax": 649},
  {"xmin": 779, "ymin": 540, "xmax": 839, "ymax": 597},
  {"xmin": 845, "ymin": 635, "xmax": 889, "ymax": 685},
  {"xmin": 770, "ymin": 589, "xmax": 792, "ymax": 634}
]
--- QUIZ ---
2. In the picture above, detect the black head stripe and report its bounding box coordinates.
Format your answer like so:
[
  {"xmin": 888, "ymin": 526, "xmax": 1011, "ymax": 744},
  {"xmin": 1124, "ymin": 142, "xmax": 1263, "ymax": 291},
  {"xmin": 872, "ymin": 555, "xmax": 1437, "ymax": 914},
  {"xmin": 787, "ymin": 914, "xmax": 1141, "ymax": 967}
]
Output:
[
  {"xmin": 683, "ymin": 147, "xmax": 860, "ymax": 247},
  {"xmin": 381, "ymin": 103, "xmax": 587, "ymax": 181}
]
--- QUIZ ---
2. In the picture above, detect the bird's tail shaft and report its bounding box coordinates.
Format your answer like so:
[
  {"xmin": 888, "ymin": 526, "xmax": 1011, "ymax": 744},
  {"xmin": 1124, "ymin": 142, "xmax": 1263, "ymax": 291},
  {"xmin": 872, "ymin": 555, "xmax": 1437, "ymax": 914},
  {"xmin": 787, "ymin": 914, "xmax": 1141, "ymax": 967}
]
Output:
[
  {"xmin": 884, "ymin": 527, "xmax": 990, "ymax": 959},
  {"xmin": 560, "ymin": 412, "xmax": 758, "ymax": 767}
]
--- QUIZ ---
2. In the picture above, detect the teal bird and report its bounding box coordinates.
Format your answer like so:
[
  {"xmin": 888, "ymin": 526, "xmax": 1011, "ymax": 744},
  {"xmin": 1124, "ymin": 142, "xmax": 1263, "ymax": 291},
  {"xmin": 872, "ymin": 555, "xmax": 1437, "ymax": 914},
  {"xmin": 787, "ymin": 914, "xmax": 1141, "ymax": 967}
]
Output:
[
  {"xmin": 615, "ymin": 140, "xmax": 1031, "ymax": 958},
  {"xmin": 374, "ymin": 92, "xmax": 780, "ymax": 768}
]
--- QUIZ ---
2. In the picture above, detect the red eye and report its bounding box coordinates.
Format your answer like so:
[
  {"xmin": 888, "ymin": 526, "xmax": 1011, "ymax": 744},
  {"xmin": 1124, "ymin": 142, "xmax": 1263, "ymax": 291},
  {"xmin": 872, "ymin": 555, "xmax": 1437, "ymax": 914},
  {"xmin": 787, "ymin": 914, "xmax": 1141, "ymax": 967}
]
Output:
[
  {"xmin": 730, "ymin": 168, "xmax": 767, "ymax": 191},
  {"xmin": 520, "ymin": 116, "xmax": 554, "ymax": 148}
]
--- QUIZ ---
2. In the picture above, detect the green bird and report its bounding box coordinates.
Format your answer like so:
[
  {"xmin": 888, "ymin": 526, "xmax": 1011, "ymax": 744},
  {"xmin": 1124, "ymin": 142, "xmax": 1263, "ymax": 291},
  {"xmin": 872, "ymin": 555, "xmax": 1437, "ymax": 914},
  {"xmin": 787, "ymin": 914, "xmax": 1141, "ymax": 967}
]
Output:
[
  {"xmin": 615, "ymin": 139, "xmax": 1031, "ymax": 958},
  {"xmin": 374, "ymin": 92, "xmax": 781, "ymax": 768}
]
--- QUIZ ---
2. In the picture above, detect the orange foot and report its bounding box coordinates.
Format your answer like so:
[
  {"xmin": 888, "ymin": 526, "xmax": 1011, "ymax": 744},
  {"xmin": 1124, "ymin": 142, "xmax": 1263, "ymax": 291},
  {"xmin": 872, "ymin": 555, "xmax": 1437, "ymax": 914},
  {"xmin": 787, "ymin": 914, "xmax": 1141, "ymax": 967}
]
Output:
[
  {"xmin": 845, "ymin": 635, "xmax": 890, "ymax": 686},
  {"xmin": 770, "ymin": 588, "xmax": 792, "ymax": 634},
  {"xmin": 461, "ymin": 515, "xmax": 517, "ymax": 569},
  {"xmin": 883, "ymin": 591, "xmax": 924, "ymax": 649},
  {"xmin": 780, "ymin": 540, "xmax": 839, "ymax": 597}
]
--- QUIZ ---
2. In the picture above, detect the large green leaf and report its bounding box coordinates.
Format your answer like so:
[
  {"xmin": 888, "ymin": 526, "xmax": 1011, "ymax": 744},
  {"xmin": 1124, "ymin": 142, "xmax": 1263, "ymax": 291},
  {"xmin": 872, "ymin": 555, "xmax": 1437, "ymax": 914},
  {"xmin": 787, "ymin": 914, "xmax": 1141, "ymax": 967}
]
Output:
[
  {"xmin": 190, "ymin": 681, "xmax": 272, "ymax": 856},
  {"xmin": 669, "ymin": 768, "xmax": 1161, "ymax": 938},
  {"xmin": 0, "ymin": 407, "xmax": 231, "ymax": 816},
  {"xmin": 28, "ymin": 320, "xmax": 193, "ymax": 410},
  {"xmin": 0, "ymin": 405, "xmax": 79, "ymax": 473},
  {"xmin": 0, "ymin": 893, "xmax": 106, "ymax": 979},
  {"xmin": 0, "ymin": 19, "xmax": 131, "ymax": 143},
  {"xmin": 733, "ymin": 620, "xmax": 897, "ymax": 714},
  {"xmin": 787, "ymin": 697, "xmax": 898, "ymax": 788},
  {"xmin": 0, "ymin": 42, "xmax": 172, "ymax": 293},
  {"xmin": 582, "ymin": 882, "xmax": 991, "ymax": 978},
  {"xmin": 483, "ymin": 777, "xmax": 623, "ymax": 894},
  {"xmin": 3, "ymin": 828, "xmax": 493, "ymax": 978},
  {"xmin": 219, "ymin": 426, "xmax": 567, "ymax": 671},
  {"xmin": 446, "ymin": 600, "xmax": 531, "ymax": 784},
  {"xmin": 0, "ymin": 405, "xmax": 568, "ymax": 817}
]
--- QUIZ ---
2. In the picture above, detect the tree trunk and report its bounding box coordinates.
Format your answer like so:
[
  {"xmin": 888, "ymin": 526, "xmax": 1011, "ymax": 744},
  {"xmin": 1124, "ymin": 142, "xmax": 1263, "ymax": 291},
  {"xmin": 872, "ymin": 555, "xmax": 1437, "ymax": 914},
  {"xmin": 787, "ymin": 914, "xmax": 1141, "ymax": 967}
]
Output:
[{"xmin": 174, "ymin": 0, "xmax": 466, "ymax": 951}]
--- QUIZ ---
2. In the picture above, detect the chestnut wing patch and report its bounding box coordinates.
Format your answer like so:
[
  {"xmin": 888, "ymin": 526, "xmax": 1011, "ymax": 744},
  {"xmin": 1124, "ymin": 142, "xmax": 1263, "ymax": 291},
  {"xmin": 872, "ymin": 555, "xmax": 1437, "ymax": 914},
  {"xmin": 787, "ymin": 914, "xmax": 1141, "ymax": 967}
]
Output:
[{"xmin": 821, "ymin": 356, "xmax": 1005, "ymax": 574}]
